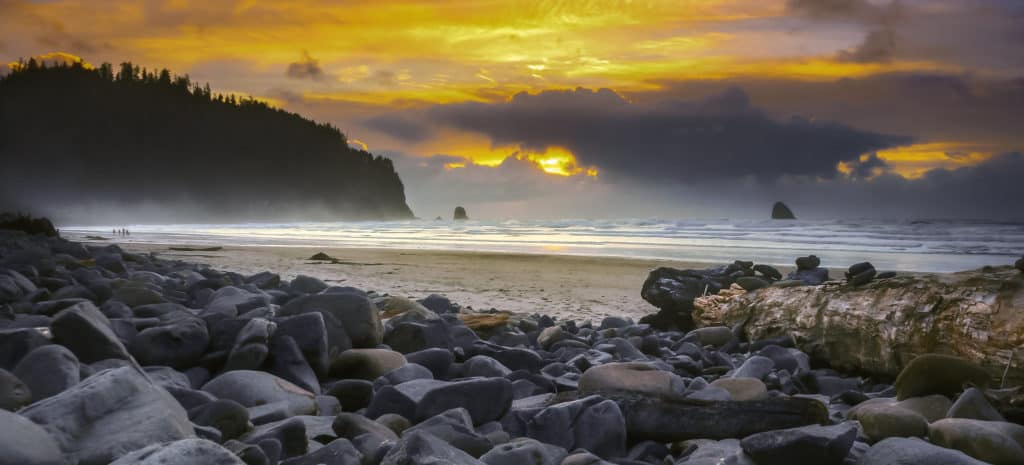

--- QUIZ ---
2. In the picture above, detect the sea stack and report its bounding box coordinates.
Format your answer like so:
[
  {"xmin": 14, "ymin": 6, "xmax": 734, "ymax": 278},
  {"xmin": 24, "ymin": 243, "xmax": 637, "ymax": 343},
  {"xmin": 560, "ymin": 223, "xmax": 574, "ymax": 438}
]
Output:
[
  {"xmin": 454, "ymin": 206, "xmax": 468, "ymax": 220},
  {"xmin": 771, "ymin": 202, "xmax": 796, "ymax": 220}
]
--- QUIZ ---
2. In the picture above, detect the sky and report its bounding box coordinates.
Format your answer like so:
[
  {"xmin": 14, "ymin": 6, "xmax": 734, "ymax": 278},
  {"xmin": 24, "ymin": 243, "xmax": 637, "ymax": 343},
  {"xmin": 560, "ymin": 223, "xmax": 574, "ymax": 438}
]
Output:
[{"xmin": 2, "ymin": 0, "xmax": 1023, "ymax": 220}]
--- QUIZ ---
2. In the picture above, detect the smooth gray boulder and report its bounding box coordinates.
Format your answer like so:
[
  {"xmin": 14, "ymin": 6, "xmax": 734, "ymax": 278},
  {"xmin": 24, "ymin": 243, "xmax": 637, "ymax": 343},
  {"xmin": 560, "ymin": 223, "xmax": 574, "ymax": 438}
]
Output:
[
  {"xmin": 858, "ymin": 437, "xmax": 988, "ymax": 465},
  {"xmin": 51, "ymin": 301, "xmax": 132, "ymax": 363},
  {"xmin": 109, "ymin": 438, "xmax": 245, "ymax": 465},
  {"xmin": 928, "ymin": 418, "xmax": 1024, "ymax": 465},
  {"xmin": 480, "ymin": 437, "xmax": 567, "ymax": 465},
  {"xmin": 0, "ymin": 367, "xmax": 32, "ymax": 410},
  {"xmin": 502, "ymin": 395, "xmax": 626, "ymax": 459},
  {"xmin": 382, "ymin": 430, "xmax": 484, "ymax": 465},
  {"xmin": 202, "ymin": 370, "xmax": 316, "ymax": 416},
  {"xmin": 0, "ymin": 409, "xmax": 64, "ymax": 465},
  {"xmin": 739, "ymin": 422, "xmax": 858, "ymax": 465},
  {"xmin": 280, "ymin": 438, "xmax": 363, "ymax": 465},
  {"xmin": 675, "ymin": 439, "xmax": 755, "ymax": 465},
  {"xmin": 19, "ymin": 366, "xmax": 195, "ymax": 465},
  {"xmin": 366, "ymin": 377, "xmax": 513, "ymax": 425},
  {"xmin": 280, "ymin": 293, "xmax": 382, "ymax": 349},
  {"xmin": 403, "ymin": 408, "xmax": 493, "ymax": 457},
  {"xmin": 12, "ymin": 344, "xmax": 80, "ymax": 402},
  {"xmin": 129, "ymin": 317, "xmax": 210, "ymax": 369},
  {"xmin": 947, "ymin": 387, "xmax": 1005, "ymax": 421}
]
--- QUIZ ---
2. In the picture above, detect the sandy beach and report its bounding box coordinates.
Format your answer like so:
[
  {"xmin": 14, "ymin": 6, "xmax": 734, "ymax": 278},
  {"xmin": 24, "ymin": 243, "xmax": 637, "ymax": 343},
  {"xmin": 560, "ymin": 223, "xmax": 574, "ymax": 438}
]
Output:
[{"xmin": 97, "ymin": 241, "xmax": 847, "ymax": 322}]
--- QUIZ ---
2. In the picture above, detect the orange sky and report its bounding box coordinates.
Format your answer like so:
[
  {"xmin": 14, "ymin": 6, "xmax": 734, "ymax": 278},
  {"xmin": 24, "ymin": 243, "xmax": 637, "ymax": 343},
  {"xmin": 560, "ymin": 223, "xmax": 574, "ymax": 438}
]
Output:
[{"xmin": 2, "ymin": 0, "xmax": 1021, "ymax": 180}]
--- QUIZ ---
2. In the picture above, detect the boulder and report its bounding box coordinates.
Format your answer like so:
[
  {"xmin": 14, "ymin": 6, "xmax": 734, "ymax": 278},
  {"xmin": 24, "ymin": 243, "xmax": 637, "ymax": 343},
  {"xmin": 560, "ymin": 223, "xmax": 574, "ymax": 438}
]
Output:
[
  {"xmin": 947, "ymin": 387, "xmax": 1005, "ymax": 421},
  {"xmin": 366, "ymin": 377, "xmax": 513, "ymax": 425},
  {"xmin": 280, "ymin": 438, "xmax": 363, "ymax": 465},
  {"xmin": 689, "ymin": 326, "xmax": 734, "ymax": 347},
  {"xmin": 848, "ymin": 400, "xmax": 929, "ymax": 442},
  {"xmin": 12, "ymin": 345, "xmax": 80, "ymax": 402},
  {"xmin": 130, "ymin": 317, "xmax": 210, "ymax": 369},
  {"xmin": 382, "ymin": 431, "xmax": 483, "ymax": 465},
  {"xmin": 331, "ymin": 412, "xmax": 398, "ymax": 442},
  {"xmin": 709, "ymin": 378, "xmax": 768, "ymax": 401},
  {"xmin": 736, "ymin": 276, "xmax": 770, "ymax": 291},
  {"xmin": 858, "ymin": 437, "xmax": 989, "ymax": 465},
  {"xmin": 895, "ymin": 354, "xmax": 991, "ymax": 400},
  {"xmin": 403, "ymin": 408, "xmax": 493, "ymax": 457},
  {"xmin": 189, "ymin": 399, "xmax": 253, "ymax": 440},
  {"xmin": 51, "ymin": 301, "xmax": 132, "ymax": 363},
  {"xmin": 274, "ymin": 313, "xmax": 330, "ymax": 377},
  {"xmin": 785, "ymin": 268, "xmax": 829, "ymax": 285},
  {"xmin": 19, "ymin": 366, "xmax": 195, "ymax": 465},
  {"xmin": 289, "ymin": 275, "xmax": 328, "ymax": 295},
  {"xmin": 330, "ymin": 348, "xmax": 407, "ymax": 380},
  {"xmin": 326, "ymin": 379, "xmax": 375, "ymax": 412},
  {"xmin": 753, "ymin": 264, "xmax": 783, "ymax": 281},
  {"xmin": 502, "ymin": 394, "xmax": 625, "ymax": 459},
  {"xmin": 202, "ymin": 370, "xmax": 316, "ymax": 416},
  {"xmin": 578, "ymin": 362, "xmax": 686, "ymax": 398},
  {"xmin": 739, "ymin": 422, "xmax": 857, "ymax": 465},
  {"xmin": 480, "ymin": 437, "xmax": 567, "ymax": 465},
  {"xmin": 0, "ymin": 368, "xmax": 32, "ymax": 410},
  {"xmin": 109, "ymin": 438, "xmax": 245, "ymax": 465},
  {"xmin": 454, "ymin": 207, "xmax": 469, "ymax": 221},
  {"xmin": 692, "ymin": 266, "xmax": 1024, "ymax": 385},
  {"xmin": 0, "ymin": 409, "xmax": 64, "ymax": 465},
  {"xmin": 675, "ymin": 439, "xmax": 755, "ymax": 465},
  {"xmin": 464, "ymin": 355, "xmax": 512, "ymax": 378},
  {"xmin": 267, "ymin": 335, "xmax": 320, "ymax": 395},
  {"xmin": 732, "ymin": 355, "xmax": 775, "ymax": 380},
  {"xmin": 771, "ymin": 202, "xmax": 796, "ymax": 220},
  {"xmin": 279, "ymin": 293, "xmax": 382, "ymax": 349},
  {"xmin": 224, "ymin": 318, "xmax": 276, "ymax": 372},
  {"xmin": 928, "ymin": 418, "xmax": 1024, "ymax": 465},
  {"xmin": 0, "ymin": 328, "xmax": 50, "ymax": 370}
]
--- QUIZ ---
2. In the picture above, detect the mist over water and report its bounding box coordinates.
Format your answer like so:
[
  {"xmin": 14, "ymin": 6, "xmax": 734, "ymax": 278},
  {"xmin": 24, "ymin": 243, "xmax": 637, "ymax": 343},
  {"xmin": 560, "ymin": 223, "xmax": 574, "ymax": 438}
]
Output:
[{"xmin": 63, "ymin": 218, "xmax": 1024, "ymax": 273}]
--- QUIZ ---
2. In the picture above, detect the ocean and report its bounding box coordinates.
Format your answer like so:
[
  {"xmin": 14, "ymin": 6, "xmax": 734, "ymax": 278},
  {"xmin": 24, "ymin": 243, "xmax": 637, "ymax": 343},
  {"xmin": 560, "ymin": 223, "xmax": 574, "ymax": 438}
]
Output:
[{"xmin": 63, "ymin": 218, "xmax": 1024, "ymax": 273}]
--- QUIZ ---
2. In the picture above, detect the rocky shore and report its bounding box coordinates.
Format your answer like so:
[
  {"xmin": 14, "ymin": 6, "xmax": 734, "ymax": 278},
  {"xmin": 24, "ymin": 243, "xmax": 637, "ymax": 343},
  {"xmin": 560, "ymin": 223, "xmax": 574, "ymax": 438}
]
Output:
[{"xmin": 2, "ymin": 229, "xmax": 1023, "ymax": 465}]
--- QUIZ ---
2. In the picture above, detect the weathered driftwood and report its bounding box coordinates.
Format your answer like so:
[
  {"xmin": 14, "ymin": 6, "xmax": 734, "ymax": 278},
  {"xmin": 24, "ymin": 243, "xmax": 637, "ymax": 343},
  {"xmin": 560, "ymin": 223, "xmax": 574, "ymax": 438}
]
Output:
[
  {"xmin": 694, "ymin": 266, "xmax": 1024, "ymax": 385},
  {"xmin": 609, "ymin": 392, "xmax": 829, "ymax": 441}
]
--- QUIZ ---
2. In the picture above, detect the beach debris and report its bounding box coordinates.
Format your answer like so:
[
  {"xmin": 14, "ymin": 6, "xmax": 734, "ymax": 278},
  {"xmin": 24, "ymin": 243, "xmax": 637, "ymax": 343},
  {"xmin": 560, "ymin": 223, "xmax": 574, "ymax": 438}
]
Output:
[{"xmin": 308, "ymin": 252, "xmax": 336, "ymax": 261}]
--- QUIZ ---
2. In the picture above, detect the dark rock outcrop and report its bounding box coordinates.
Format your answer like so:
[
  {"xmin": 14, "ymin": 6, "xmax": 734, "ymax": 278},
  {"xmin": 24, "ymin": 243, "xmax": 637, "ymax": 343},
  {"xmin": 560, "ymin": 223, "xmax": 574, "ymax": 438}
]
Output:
[
  {"xmin": 454, "ymin": 206, "xmax": 469, "ymax": 220},
  {"xmin": 771, "ymin": 202, "xmax": 796, "ymax": 220}
]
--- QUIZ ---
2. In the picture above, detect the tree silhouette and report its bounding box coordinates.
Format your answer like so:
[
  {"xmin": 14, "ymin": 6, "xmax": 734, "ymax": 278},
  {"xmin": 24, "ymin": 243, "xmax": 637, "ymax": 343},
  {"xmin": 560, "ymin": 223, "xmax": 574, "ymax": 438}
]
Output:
[{"xmin": 0, "ymin": 59, "xmax": 414, "ymax": 223}]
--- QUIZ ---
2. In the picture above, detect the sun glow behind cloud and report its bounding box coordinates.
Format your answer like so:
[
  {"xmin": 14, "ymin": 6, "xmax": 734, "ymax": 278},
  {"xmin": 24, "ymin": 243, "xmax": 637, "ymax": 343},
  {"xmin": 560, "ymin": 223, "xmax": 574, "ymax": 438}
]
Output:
[{"xmin": 1, "ymin": 0, "xmax": 1019, "ymax": 182}]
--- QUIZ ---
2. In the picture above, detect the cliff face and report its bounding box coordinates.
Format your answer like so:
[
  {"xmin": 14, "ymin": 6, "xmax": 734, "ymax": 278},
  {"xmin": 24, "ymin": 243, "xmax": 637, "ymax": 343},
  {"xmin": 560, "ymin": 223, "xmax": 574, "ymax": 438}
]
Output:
[
  {"xmin": 0, "ymin": 61, "xmax": 414, "ymax": 223},
  {"xmin": 694, "ymin": 267, "xmax": 1024, "ymax": 385}
]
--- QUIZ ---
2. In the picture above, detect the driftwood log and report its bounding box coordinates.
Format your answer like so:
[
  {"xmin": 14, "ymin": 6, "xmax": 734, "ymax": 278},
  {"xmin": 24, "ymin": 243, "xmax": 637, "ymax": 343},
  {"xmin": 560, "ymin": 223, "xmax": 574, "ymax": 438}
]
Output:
[{"xmin": 694, "ymin": 266, "xmax": 1024, "ymax": 386}]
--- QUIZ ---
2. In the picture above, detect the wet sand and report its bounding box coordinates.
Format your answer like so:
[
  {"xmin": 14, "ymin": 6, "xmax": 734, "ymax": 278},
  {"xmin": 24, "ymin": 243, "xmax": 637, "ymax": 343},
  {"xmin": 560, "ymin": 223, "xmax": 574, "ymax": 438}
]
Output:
[{"xmin": 103, "ymin": 242, "xmax": 825, "ymax": 321}]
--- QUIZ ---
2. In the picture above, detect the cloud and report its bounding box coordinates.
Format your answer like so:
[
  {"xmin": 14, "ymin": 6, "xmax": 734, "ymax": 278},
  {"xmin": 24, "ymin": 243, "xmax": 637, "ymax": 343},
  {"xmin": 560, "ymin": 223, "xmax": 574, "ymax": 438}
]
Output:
[
  {"xmin": 285, "ymin": 50, "xmax": 324, "ymax": 80},
  {"xmin": 423, "ymin": 86, "xmax": 911, "ymax": 183},
  {"xmin": 837, "ymin": 27, "xmax": 896, "ymax": 63},
  {"xmin": 788, "ymin": 0, "xmax": 904, "ymax": 63},
  {"xmin": 363, "ymin": 114, "xmax": 435, "ymax": 143}
]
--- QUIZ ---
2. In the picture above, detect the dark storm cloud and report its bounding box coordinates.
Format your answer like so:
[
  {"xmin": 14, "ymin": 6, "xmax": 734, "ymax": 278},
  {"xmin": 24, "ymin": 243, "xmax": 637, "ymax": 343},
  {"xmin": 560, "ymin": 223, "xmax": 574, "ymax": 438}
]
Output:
[
  {"xmin": 285, "ymin": 51, "xmax": 324, "ymax": 80},
  {"xmin": 787, "ymin": 0, "xmax": 904, "ymax": 63},
  {"xmin": 363, "ymin": 114, "xmax": 435, "ymax": 143},
  {"xmin": 425, "ymin": 87, "xmax": 911, "ymax": 183},
  {"xmin": 650, "ymin": 72, "xmax": 1024, "ymax": 147},
  {"xmin": 837, "ymin": 28, "xmax": 896, "ymax": 63}
]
